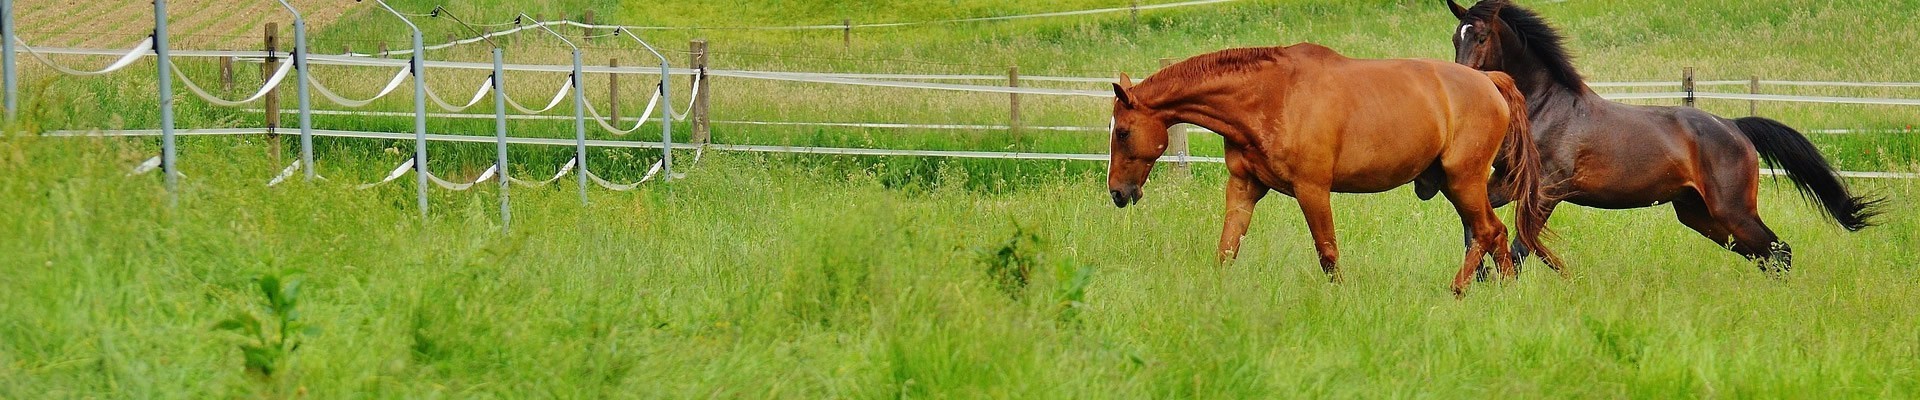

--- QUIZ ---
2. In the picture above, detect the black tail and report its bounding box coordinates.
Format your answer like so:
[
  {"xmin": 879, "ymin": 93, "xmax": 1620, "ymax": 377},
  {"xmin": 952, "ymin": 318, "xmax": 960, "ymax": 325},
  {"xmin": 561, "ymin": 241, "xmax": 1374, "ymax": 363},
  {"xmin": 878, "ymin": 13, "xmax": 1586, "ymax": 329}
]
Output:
[{"xmin": 1733, "ymin": 117, "xmax": 1884, "ymax": 231}]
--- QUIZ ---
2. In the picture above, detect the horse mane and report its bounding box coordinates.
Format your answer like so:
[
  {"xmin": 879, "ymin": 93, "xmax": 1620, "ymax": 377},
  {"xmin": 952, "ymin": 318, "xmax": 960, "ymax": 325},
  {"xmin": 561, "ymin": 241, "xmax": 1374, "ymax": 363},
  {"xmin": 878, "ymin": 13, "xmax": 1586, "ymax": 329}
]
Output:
[
  {"xmin": 1144, "ymin": 46, "xmax": 1290, "ymax": 87},
  {"xmin": 1467, "ymin": 0, "xmax": 1584, "ymax": 88}
]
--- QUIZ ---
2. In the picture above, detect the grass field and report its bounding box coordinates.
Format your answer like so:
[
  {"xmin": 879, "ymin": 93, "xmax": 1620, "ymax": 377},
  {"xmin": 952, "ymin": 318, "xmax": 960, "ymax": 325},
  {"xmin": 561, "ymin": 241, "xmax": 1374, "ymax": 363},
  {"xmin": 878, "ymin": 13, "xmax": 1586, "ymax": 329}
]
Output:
[
  {"xmin": 5, "ymin": 0, "xmax": 1920, "ymax": 397},
  {"xmin": 5, "ymin": 127, "xmax": 1918, "ymax": 398}
]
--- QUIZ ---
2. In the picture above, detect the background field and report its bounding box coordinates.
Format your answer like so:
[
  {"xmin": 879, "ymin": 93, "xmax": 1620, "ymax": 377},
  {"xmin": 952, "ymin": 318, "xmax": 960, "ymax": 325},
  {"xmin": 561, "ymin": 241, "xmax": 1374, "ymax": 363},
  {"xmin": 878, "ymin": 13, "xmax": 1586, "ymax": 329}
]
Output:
[{"xmin": 4, "ymin": 0, "xmax": 1919, "ymax": 397}]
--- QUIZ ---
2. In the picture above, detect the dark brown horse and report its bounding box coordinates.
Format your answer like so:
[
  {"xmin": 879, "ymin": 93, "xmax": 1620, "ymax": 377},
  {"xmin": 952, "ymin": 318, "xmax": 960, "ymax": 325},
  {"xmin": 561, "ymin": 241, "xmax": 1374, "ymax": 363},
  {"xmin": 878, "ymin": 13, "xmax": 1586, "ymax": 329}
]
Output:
[
  {"xmin": 1443, "ymin": 0, "xmax": 1881, "ymax": 275},
  {"xmin": 1107, "ymin": 43, "xmax": 1560, "ymax": 294}
]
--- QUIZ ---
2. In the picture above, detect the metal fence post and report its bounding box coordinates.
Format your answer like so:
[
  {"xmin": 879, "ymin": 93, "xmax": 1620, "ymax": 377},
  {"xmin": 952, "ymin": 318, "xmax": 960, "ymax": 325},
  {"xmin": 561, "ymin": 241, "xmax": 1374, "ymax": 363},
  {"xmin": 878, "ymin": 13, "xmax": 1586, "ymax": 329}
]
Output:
[
  {"xmin": 659, "ymin": 58, "xmax": 673, "ymax": 181},
  {"xmin": 494, "ymin": 48, "xmax": 510, "ymax": 231},
  {"xmin": 156, "ymin": 0, "xmax": 178, "ymax": 206},
  {"xmin": 411, "ymin": 34, "xmax": 430, "ymax": 219},
  {"xmin": 0, "ymin": 0, "xmax": 14, "ymax": 122},
  {"xmin": 290, "ymin": 4, "xmax": 313, "ymax": 180},
  {"xmin": 609, "ymin": 58, "xmax": 619, "ymax": 124},
  {"xmin": 1, "ymin": 0, "xmax": 13, "ymax": 121},
  {"xmin": 371, "ymin": 0, "xmax": 430, "ymax": 218},
  {"xmin": 573, "ymin": 49, "xmax": 588, "ymax": 203}
]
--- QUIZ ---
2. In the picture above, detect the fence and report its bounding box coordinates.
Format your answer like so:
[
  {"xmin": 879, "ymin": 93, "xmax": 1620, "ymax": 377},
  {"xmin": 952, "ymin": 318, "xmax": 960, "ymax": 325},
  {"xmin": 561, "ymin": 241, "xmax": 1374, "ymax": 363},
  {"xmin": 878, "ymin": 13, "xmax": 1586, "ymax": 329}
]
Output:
[{"xmin": 8, "ymin": 1, "xmax": 1920, "ymax": 230}]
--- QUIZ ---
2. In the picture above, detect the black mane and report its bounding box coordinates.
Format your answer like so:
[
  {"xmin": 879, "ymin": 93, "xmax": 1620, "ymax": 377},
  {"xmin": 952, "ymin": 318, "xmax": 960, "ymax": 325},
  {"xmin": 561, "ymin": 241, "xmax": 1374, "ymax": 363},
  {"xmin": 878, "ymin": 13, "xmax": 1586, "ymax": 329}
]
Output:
[{"xmin": 1466, "ymin": 0, "xmax": 1584, "ymax": 88}]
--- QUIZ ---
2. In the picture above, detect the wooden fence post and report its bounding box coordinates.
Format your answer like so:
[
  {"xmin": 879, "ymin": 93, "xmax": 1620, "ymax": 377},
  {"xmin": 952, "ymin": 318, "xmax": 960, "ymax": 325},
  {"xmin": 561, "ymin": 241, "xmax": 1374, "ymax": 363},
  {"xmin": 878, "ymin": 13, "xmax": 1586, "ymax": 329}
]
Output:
[
  {"xmin": 378, "ymin": 43, "xmax": 388, "ymax": 57},
  {"xmin": 1008, "ymin": 66, "xmax": 1021, "ymax": 138},
  {"xmin": 690, "ymin": 39, "xmax": 710, "ymax": 144},
  {"xmin": 842, "ymin": 19, "xmax": 852, "ymax": 51},
  {"xmin": 1682, "ymin": 66, "xmax": 1695, "ymax": 108},
  {"xmin": 1749, "ymin": 75, "xmax": 1760, "ymax": 117},
  {"xmin": 219, "ymin": 56, "xmax": 233, "ymax": 93},
  {"xmin": 1131, "ymin": 0, "xmax": 1141, "ymax": 27},
  {"xmin": 608, "ymin": 58, "xmax": 620, "ymax": 124},
  {"xmin": 1161, "ymin": 58, "xmax": 1189, "ymax": 171},
  {"xmin": 583, "ymin": 10, "xmax": 595, "ymax": 37},
  {"xmin": 264, "ymin": 22, "xmax": 282, "ymax": 163}
]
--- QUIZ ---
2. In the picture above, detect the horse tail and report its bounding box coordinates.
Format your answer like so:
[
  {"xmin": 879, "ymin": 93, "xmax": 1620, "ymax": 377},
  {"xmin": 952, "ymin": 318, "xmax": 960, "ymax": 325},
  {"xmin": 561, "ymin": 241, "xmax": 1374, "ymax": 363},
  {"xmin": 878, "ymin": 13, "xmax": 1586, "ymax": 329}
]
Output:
[
  {"xmin": 1733, "ymin": 117, "xmax": 1884, "ymax": 231},
  {"xmin": 1485, "ymin": 71, "xmax": 1562, "ymax": 268}
]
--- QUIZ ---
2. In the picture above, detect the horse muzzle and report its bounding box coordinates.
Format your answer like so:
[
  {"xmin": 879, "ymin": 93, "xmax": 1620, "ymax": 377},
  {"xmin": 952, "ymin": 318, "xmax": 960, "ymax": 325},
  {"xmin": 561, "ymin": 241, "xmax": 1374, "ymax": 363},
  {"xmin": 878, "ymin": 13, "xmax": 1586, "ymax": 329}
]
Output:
[{"xmin": 1110, "ymin": 185, "xmax": 1143, "ymax": 208}]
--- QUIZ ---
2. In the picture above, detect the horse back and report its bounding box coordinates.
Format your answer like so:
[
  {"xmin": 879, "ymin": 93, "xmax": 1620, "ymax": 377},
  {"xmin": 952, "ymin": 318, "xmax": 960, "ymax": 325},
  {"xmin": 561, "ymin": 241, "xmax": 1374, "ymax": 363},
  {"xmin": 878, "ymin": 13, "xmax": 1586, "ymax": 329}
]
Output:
[{"xmin": 1276, "ymin": 57, "xmax": 1510, "ymax": 192}]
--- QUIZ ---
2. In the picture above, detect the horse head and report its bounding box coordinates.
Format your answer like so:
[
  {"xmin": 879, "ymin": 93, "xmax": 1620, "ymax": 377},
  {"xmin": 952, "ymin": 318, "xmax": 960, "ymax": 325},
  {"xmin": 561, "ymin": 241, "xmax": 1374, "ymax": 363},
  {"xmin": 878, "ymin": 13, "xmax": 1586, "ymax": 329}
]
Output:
[
  {"xmin": 1447, "ymin": 0, "xmax": 1519, "ymax": 72},
  {"xmin": 1107, "ymin": 73, "xmax": 1170, "ymax": 208}
]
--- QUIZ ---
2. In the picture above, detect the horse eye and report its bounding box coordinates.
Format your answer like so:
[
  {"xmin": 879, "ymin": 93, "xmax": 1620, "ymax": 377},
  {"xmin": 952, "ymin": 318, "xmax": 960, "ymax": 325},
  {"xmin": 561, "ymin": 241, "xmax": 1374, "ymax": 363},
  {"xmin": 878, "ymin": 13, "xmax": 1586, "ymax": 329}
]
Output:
[{"xmin": 1114, "ymin": 128, "xmax": 1132, "ymax": 140}]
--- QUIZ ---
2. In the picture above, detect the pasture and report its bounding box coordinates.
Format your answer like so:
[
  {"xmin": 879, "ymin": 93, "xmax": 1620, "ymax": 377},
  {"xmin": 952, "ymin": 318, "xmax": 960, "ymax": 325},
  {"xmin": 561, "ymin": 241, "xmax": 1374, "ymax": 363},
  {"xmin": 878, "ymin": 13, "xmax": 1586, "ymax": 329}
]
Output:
[{"xmin": 3, "ymin": 0, "xmax": 1919, "ymax": 397}]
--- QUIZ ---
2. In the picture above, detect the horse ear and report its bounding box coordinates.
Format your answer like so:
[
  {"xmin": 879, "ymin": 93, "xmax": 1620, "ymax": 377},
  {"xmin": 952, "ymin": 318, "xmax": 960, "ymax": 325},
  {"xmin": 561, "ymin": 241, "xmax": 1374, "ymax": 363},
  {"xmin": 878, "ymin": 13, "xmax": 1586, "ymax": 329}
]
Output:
[
  {"xmin": 1446, "ymin": 0, "xmax": 1468, "ymax": 19},
  {"xmin": 1113, "ymin": 73, "xmax": 1138, "ymax": 109}
]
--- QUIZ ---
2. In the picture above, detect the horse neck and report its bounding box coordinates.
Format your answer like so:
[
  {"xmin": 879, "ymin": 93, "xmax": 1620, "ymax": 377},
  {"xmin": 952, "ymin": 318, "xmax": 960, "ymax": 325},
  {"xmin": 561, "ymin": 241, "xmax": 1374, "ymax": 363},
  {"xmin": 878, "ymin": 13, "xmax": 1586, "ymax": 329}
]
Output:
[
  {"xmin": 1501, "ymin": 50, "xmax": 1595, "ymax": 113},
  {"xmin": 1137, "ymin": 80, "xmax": 1262, "ymax": 144}
]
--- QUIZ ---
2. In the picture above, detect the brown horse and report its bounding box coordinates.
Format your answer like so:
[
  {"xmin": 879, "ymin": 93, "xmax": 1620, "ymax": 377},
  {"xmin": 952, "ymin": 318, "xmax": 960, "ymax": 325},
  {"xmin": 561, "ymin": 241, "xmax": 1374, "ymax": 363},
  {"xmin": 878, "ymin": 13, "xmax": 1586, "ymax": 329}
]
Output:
[
  {"xmin": 1444, "ymin": 0, "xmax": 1881, "ymax": 276},
  {"xmin": 1107, "ymin": 43, "xmax": 1561, "ymax": 294}
]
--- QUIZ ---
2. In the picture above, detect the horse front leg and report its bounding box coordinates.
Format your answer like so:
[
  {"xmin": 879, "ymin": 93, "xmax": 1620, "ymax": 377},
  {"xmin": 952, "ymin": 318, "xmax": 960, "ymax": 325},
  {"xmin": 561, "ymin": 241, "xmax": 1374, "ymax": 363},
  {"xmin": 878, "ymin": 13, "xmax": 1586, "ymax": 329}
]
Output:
[{"xmin": 1218, "ymin": 172, "xmax": 1268, "ymax": 264}]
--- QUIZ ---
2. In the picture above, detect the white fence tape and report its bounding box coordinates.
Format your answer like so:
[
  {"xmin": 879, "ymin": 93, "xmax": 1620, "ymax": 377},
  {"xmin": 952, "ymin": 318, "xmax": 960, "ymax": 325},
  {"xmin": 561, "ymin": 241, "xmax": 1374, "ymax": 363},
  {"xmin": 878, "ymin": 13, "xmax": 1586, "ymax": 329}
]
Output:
[
  {"xmin": 310, "ymin": 65, "xmax": 412, "ymax": 107},
  {"xmin": 247, "ymin": 107, "xmax": 1113, "ymax": 132},
  {"xmin": 670, "ymin": 74, "xmax": 701, "ymax": 120},
  {"xmin": 426, "ymin": 164, "xmax": 496, "ymax": 190},
  {"xmin": 425, "ymin": 76, "xmax": 495, "ymax": 112},
  {"xmin": 714, "ymin": 69, "xmax": 1109, "ymax": 97},
  {"xmin": 19, "ymin": 44, "xmax": 1920, "ymax": 99},
  {"xmin": 509, "ymin": 157, "xmax": 576, "ymax": 187},
  {"xmin": 716, "ymin": 120, "xmax": 1105, "ymax": 132},
  {"xmin": 338, "ymin": 0, "xmax": 1239, "ymax": 51},
  {"xmin": 173, "ymin": 60, "xmax": 293, "ymax": 106},
  {"xmin": 581, "ymin": 84, "xmax": 659, "ymax": 134},
  {"xmin": 505, "ymin": 76, "xmax": 573, "ymax": 114},
  {"xmin": 15, "ymin": 37, "xmax": 152, "ymax": 76},
  {"xmin": 356, "ymin": 158, "xmax": 415, "ymax": 190},
  {"xmin": 1690, "ymin": 92, "xmax": 1920, "ymax": 106},
  {"xmin": 130, "ymin": 155, "xmax": 162, "ymax": 175},
  {"xmin": 51, "ymin": 128, "xmax": 1916, "ymax": 179},
  {"xmin": 267, "ymin": 159, "xmax": 302, "ymax": 186}
]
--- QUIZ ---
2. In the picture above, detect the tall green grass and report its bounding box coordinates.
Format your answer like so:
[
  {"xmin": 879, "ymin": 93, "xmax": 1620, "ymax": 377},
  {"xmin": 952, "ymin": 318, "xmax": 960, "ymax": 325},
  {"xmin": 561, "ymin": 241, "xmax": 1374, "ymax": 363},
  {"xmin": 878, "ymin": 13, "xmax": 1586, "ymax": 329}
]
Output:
[
  {"xmin": 3, "ymin": 123, "xmax": 1916, "ymax": 397},
  {"xmin": 6, "ymin": 2, "xmax": 1919, "ymax": 394}
]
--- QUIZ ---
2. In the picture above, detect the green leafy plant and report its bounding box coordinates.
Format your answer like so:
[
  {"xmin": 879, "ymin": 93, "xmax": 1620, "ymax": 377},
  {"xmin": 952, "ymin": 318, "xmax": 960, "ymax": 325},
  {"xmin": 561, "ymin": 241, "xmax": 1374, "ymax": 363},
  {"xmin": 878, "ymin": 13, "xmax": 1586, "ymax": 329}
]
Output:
[
  {"xmin": 1051, "ymin": 261, "xmax": 1095, "ymax": 323},
  {"xmin": 977, "ymin": 222, "xmax": 1043, "ymax": 299},
  {"xmin": 213, "ymin": 271, "xmax": 317, "ymax": 381}
]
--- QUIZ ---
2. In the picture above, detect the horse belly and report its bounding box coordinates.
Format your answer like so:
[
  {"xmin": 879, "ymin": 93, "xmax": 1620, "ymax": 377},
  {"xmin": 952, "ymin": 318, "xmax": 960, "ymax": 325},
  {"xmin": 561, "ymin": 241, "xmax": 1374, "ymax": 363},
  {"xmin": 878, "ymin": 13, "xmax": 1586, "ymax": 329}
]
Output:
[
  {"xmin": 1329, "ymin": 137, "xmax": 1444, "ymax": 193},
  {"xmin": 1562, "ymin": 152, "xmax": 1695, "ymax": 209}
]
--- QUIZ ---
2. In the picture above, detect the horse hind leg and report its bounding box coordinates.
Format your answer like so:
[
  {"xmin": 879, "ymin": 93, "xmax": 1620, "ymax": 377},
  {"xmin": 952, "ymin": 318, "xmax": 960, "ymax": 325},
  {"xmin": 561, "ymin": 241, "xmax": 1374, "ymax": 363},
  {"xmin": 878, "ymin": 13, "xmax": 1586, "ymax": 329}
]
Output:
[
  {"xmin": 1699, "ymin": 189, "xmax": 1791, "ymax": 275},
  {"xmin": 1673, "ymin": 193, "xmax": 1733, "ymax": 247},
  {"xmin": 1724, "ymin": 214, "xmax": 1790, "ymax": 276},
  {"xmin": 1477, "ymin": 198, "xmax": 1559, "ymax": 282},
  {"xmin": 1441, "ymin": 175, "xmax": 1515, "ymax": 296},
  {"xmin": 1508, "ymin": 199, "xmax": 1563, "ymax": 274}
]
